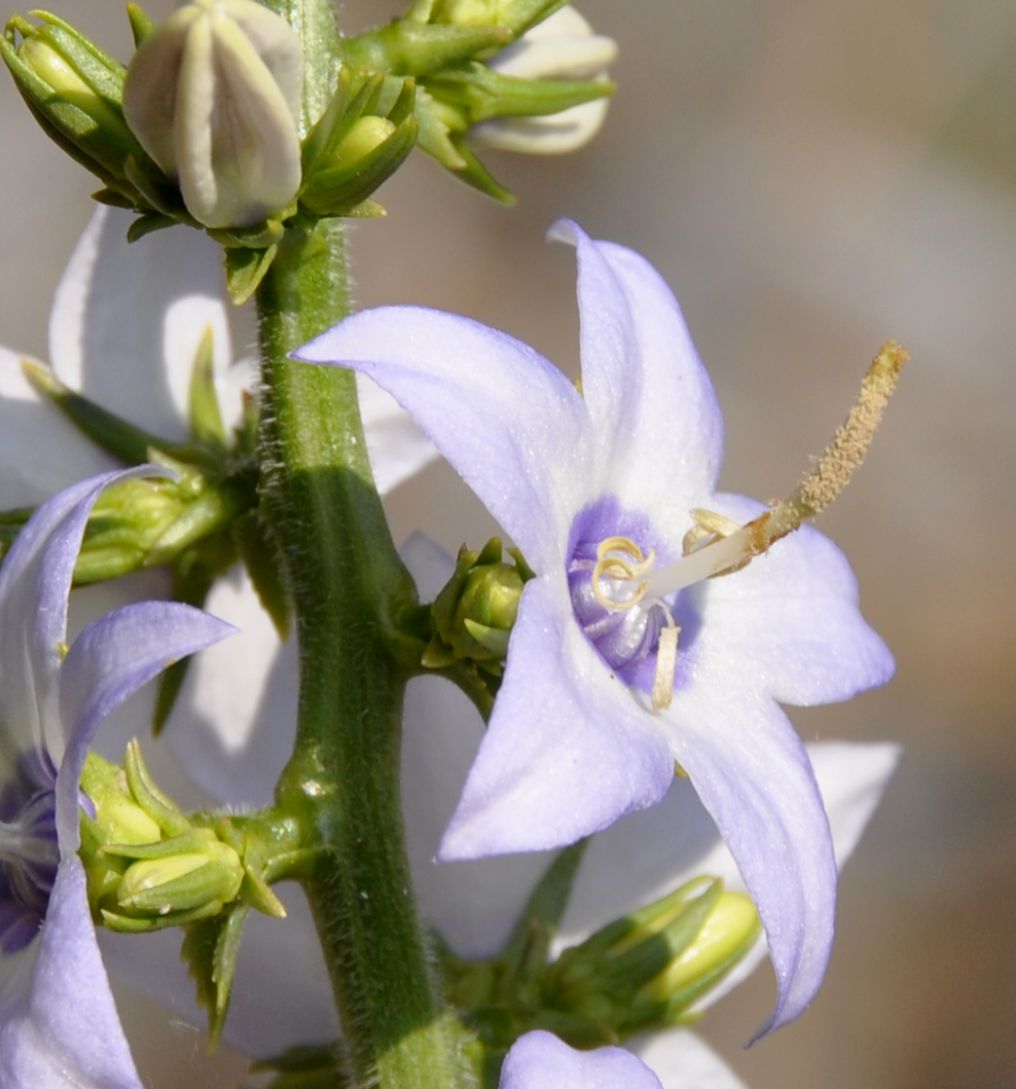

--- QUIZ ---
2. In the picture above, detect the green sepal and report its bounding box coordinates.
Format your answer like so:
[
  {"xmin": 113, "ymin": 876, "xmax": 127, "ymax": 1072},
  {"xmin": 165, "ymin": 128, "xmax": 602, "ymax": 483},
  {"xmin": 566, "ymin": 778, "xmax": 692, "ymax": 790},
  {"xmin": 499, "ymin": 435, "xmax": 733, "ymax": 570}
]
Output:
[
  {"xmin": 225, "ymin": 244, "xmax": 281, "ymax": 306},
  {"xmin": 428, "ymin": 63, "xmax": 613, "ymax": 122},
  {"xmin": 188, "ymin": 326, "xmax": 226, "ymax": 445},
  {"xmin": 498, "ymin": 842, "xmax": 586, "ymax": 991},
  {"xmin": 20, "ymin": 357, "xmax": 171, "ymax": 465},
  {"xmin": 123, "ymin": 210, "xmax": 176, "ymax": 241},
  {"xmin": 1, "ymin": 11, "xmax": 161, "ymax": 202},
  {"xmin": 181, "ymin": 903, "xmax": 251, "ymax": 1043},
  {"xmin": 101, "ymin": 898, "xmax": 226, "ymax": 933},
  {"xmin": 233, "ymin": 510, "xmax": 292, "ymax": 639},
  {"xmin": 125, "ymin": 736, "xmax": 190, "ymax": 836},
  {"xmin": 126, "ymin": 3, "xmax": 153, "ymax": 47},
  {"xmin": 443, "ymin": 134, "xmax": 515, "ymax": 203},
  {"xmin": 340, "ymin": 21, "xmax": 509, "ymax": 79}
]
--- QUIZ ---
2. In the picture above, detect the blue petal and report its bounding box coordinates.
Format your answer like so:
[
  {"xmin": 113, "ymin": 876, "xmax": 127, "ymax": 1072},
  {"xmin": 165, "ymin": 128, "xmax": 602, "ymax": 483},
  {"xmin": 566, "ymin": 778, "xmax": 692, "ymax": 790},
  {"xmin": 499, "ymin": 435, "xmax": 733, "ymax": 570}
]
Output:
[
  {"xmin": 295, "ymin": 308, "xmax": 587, "ymax": 569},
  {"xmin": 0, "ymin": 858, "xmax": 143, "ymax": 1089},
  {"xmin": 0, "ymin": 468, "xmax": 163, "ymax": 766},
  {"xmin": 55, "ymin": 601, "xmax": 234, "ymax": 850},
  {"xmin": 500, "ymin": 1031, "xmax": 663, "ymax": 1089},
  {"xmin": 667, "ymin": 684, "xmax": 837, "ymax": 1037},
  {"xmin": 551, "ymin": 220, "xmax": 725, "ymax": 535},
  {"xmin": 439, "ymin": 579, "xmax": 674, "ymax": 860}
]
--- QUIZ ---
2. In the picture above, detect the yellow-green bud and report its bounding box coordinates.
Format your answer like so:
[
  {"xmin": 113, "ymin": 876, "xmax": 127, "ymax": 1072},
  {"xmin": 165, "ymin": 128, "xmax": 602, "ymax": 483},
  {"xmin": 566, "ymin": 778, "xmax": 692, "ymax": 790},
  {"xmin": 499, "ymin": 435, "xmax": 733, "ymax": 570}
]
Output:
[
  {"xmin": 335, "ymin": 115, "xmax": 398, "ymax": 164},
  {"xmin": 115, "ymin": 838, "xmax": 244, "ymax": 916},
  {"xmin": 123, "ymin": 0, "xmax": 303, "ymax": 228},
  {"xmin": 639, "ymin": 891, "xmax": 761, "ymax": 1004},
  {"xmin": 543, "ymin": 877, "xmax": 761, "ymax": 1036}
]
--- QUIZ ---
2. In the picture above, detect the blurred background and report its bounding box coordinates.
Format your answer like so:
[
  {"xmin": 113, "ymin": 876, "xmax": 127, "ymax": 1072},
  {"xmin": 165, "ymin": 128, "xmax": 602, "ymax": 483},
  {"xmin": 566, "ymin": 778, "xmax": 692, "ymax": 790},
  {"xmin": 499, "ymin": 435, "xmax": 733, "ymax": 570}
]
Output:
[{"xmin": 2, "ymin": 2, "xmax": 1014, "ymax": 1087}]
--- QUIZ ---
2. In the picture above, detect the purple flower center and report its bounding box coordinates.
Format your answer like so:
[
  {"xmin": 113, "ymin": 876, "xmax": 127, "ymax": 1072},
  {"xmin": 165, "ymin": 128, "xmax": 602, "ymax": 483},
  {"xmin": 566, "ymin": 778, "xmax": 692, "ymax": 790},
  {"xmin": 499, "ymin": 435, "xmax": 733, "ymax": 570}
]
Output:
[
  {"xmin": 0, "ymin": 747, "xmax": 60, "ymax": 953},
  {"xmin": 567, "ymin": 496, "xmax": 676, "ymax": 686}
]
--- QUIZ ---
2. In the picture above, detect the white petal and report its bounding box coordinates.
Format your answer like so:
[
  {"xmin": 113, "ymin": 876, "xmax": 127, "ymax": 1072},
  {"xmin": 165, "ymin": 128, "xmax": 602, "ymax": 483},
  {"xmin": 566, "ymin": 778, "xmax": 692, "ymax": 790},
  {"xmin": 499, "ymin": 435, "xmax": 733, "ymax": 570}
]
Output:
[
  {"xmin": 165, "ymin": 565, "xmax": 297, "ymax": 806},
  {"xmin": 48, "ymin": 206, "xmax": 235, "ymax": 439},
  {"xmin": 0, "ymin": 350, "xmax": 115, "ymax": 507},
  {"xmin": 632, "ymin": 1030, "xmax": 748, "ymax": 1089}
]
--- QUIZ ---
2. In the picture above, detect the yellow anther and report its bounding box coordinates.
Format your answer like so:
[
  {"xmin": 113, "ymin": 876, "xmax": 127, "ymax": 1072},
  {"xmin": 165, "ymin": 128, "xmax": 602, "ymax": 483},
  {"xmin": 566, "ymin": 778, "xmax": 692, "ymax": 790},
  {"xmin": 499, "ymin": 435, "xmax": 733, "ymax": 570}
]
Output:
[
  {"xmin": 651, "ymin": 615, "xmax": 680, "ymax": 711},
  {"xmin": 591, "ymin": 536, "xmax": 655, "ymax": 612}
]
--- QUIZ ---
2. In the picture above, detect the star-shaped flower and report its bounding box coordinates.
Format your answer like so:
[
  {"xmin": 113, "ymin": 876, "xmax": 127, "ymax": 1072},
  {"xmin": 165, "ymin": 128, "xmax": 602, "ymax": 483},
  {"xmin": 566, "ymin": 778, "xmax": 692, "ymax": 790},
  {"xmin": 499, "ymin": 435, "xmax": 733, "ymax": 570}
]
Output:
[
  {"xmin": 297, "ymin": 221, "xmax": 895, "ymax": 1033},
  {"xmin": 0, "ymin": 469, "xmax": 232, "ymax": 1086}
]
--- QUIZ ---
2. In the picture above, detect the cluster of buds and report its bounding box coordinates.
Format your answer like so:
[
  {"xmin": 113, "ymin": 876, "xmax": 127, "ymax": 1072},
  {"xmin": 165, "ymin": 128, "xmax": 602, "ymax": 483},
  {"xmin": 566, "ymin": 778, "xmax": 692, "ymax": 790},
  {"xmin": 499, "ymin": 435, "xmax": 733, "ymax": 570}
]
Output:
[
  {"xmin": 442, "ymin": 870, "xmax": 761, "ymax": 1053},
  {"xmin": 79, "ymin": 740, "xmax": 285, "ymax": 932},
  {"xmin": 3, "ymin": 1, "xmax": 615, "ymax": 263},
  {"xmin": 341, "ymin": 0, "xmax": 616, "ymax": 200},
  {"xmin": 422, "ymin": 538, "xmax": 533, "ymax": 676}
]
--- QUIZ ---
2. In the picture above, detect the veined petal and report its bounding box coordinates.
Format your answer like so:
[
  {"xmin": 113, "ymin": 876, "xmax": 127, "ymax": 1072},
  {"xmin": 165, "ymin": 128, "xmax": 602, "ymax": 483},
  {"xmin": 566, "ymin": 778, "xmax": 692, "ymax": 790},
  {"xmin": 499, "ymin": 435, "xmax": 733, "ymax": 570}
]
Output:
[
  {"xmin": 0, "ymin": 351, "xmax": 115, "ymax": 508},
  {"xmin": 0, "ymin": 858, "xmax": 143, "ymax": 1089},
  {"xmin": 550, "ymin": 221, "xmax": 724, "ymax": 529},
  {"xmin": 48, "ymin": 207, "xmax": 236, "ymax": 440},
  {"xmin": 667, "ymin": 683, "xmax": 836, "ymax": 1037},
  {"xmin": 500, "ymin": 1031, "xmax": 662, "ymax": 1089},
  {"xmin": 693, "ymin": 494, "xmax": 894, "ymax": 705},
  {"xmin": 439, "ymin": 579, "xmax": 674, "ymax": 860},
  {"xmin": 403, "ymin": 672, "xmax": 553, "ymax": 957},
  {"xmin": 632, "ymin": 1030, "xmax": 748, "ymax": 1089},
  {"xmin": 297, "ymin": 309, "xmax": 588, "ymax": 566},
  {"xmin": 56, "ymin": 600, "xmax": 234, "ymax": 850}
]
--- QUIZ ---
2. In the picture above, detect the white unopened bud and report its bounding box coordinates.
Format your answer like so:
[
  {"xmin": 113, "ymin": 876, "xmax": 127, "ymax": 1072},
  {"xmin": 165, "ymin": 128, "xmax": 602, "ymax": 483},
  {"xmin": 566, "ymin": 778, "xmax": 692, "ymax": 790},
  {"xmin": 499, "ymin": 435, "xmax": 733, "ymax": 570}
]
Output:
[
  {"xmin": 123, "ymin": 0, "xmax": 303, "ymax": 228},
  {"xmin": 476, "ymin": 6, "xmax": 616, "ymax": 154}
]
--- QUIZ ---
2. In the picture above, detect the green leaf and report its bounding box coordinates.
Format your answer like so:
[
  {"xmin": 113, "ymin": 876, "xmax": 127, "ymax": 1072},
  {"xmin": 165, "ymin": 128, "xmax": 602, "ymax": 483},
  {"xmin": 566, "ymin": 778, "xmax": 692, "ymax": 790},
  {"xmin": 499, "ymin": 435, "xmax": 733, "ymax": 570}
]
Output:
[
  {"xmin": 499, "ymin": 841, "xmax": 587, "ymax": 991},
  {"xmin": 181, "ymin": 904, "xmax": 252, "ymax": 1044},
  {"xmin": 187, "ymin": 325, "xmax": 227, "ymax": 445},
  {"xmin": 225, "ymin": 244, "xmax": 280, "ymax": 306}
]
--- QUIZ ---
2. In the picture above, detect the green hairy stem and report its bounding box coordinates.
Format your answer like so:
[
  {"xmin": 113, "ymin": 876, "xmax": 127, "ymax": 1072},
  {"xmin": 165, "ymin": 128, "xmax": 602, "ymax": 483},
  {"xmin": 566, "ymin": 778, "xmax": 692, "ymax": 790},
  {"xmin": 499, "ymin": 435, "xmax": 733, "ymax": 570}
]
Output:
[{"xmin": 255, "ymin": 3, "xmax": 462, "ymax": 1087}]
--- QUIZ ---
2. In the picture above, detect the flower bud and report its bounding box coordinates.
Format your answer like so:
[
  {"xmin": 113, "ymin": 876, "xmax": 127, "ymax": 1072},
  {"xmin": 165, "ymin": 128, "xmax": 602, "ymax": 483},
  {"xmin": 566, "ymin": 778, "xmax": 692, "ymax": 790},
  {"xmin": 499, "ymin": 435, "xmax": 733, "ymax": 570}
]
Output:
[
  {"xmin": 424, "ymin": 538, "xmax": 531, "ymax": 670},
  {"xmin": 1, "ymin": 12, "xmax": 157, "ymax": 201},
  {"xmin": 474, "ymin": 6, "xmax": 616, "ymax": 154},
  {"xmin": 123, "ymin": 0, "xmax": 303, "ymax": 228},
  {"xmin": 113, "ymin": 835, "xmax": 245, "ymax": 918},
  {"xmin": 543, "ymin": 877, "xmax": 761, "ymax": 1035}
]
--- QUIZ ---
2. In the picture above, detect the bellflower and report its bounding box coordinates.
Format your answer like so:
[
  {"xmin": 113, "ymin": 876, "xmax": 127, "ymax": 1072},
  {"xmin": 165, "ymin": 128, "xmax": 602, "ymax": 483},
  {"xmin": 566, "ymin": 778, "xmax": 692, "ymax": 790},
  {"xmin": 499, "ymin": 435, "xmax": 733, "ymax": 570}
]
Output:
[
  {"xmin": 0, "ymin": 205, "xmax": 434, "ymax": 804},
  {"xmin": 0, "ymin": 468, "xmax": 233, "ymax": 1086},
  {"xmin": 297, "ymin": 221, "xmax": 895, "ymax": 1034}
]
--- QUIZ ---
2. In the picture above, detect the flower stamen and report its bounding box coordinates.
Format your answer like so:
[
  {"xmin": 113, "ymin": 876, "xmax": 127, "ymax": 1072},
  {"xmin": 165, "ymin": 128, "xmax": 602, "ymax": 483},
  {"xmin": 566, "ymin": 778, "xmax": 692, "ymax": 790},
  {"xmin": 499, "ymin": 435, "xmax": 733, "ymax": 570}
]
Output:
[
  {"xmin": 650, "ymin": 604, "xmax": 680, "ymax": 712},
  {"xmin": 591, "ymin": 536, "xmax": 655, "ymax": 612},
  {"xmin": 649, "ymin": 341, "xmax": 909, "ymax": 599}
]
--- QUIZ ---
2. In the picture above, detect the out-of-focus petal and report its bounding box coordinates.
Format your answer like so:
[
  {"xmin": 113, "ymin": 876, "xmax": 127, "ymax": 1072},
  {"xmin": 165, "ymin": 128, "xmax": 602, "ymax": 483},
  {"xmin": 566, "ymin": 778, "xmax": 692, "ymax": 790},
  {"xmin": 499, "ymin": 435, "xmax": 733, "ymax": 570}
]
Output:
[
  {"xmin": 296, "ymin": 308, "xmax": 587, "ymax": 567},
  {"xmin": 500, "ymin": 1030, "xmax": 662, "ymax": 1089},
  {"xmin": 632, "ymin": 1030, "xmax": 748, "ymax": 1089},
  {"xmin": 165, "ymin": 566, "xmax": 297, "ymax": 806},
  {"xmin": 439, "ymin": 579, "xmax": 674, "ymax": 860},
  {"xmin": 357, "ymin": 375, "xmax": 437, "ymax": 494},
  {"xmin": 0, "ymin": 858, "xmax": 143, "ymax": 1089},
  {"xmin": 0, "ymin": 351, "xmax": 116, "ymax": 508},
  {"xmin": 48, "ymin": 206, "xmax": 235, "ymax": 439}
]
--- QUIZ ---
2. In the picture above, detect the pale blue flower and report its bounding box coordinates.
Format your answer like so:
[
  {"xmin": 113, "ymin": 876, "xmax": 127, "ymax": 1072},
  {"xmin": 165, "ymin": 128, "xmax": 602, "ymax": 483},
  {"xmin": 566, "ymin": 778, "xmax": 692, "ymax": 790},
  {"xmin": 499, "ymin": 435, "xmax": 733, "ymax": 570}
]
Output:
[
  {"xmin": 0, "ymin": 470, "xmax": 233, "ymax": 1087},
  {"xmin": 500, "ymin": 1031, "xmax": 663, "ymax": 1089},
  {"xmin": 297, "ymin": 222, "xmax": 894, "ymax": 1033}
]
